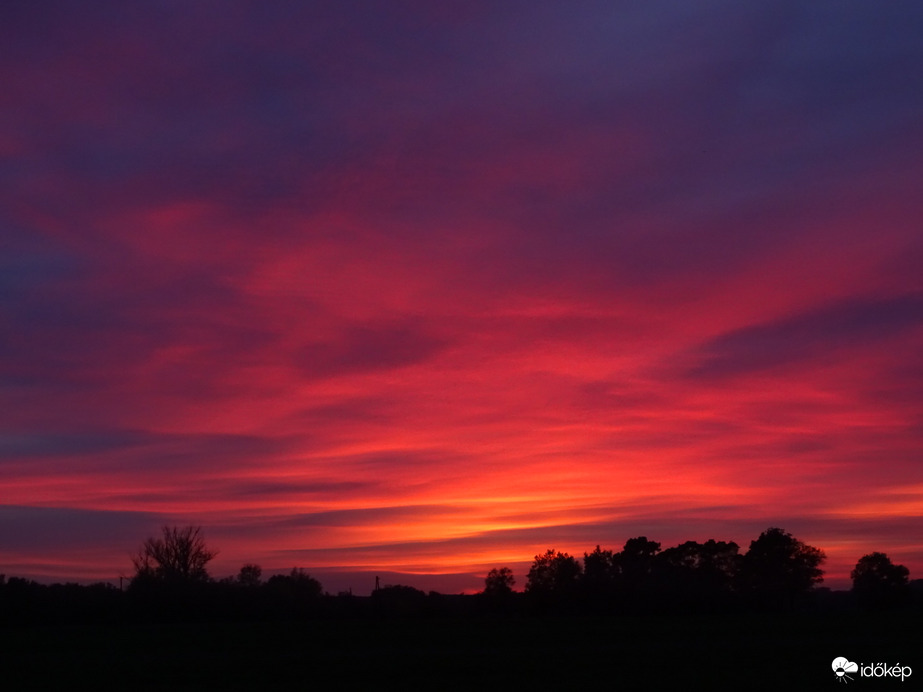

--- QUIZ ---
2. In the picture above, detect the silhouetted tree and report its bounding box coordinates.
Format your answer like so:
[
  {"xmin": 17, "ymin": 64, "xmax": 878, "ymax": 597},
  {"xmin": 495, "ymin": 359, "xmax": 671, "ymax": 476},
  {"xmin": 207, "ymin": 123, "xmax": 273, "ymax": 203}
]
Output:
[
  {"xmin": 582, "ymin": 545, "xmax": 616, "ymax": 594},
  {"xmin": 526, "ymin": 549, "xmax": 581, "ymax": 596},
  {"xmin": 614, "ymin": 537, "xmax": 661, "ymax": 584},
  {"xmin": 658, "ymin": 540, "xmax": 740, "ymax": 609},
  {"xmin": 851, "ymin": 552, "xmax": 909, "ymax": 609},
  {"xmin": 659, "ymin": 540, "xmax": 740, "ymax": 583},
  {"xmin": 237, "ymin": 563, "xmax": 262, "ymax": 587},
  {"xmin": 484, "ymin": 567, "xmax": 515, "ymax": 596},
  {"xmin": 739, "ymin": 528, "xmax": 824, "ymax": 608},
  {"xmin": 616, "ymin": 536, "xmax": 661, "ymax": 565},
  {"xmin": 131, "ymin": 525, "xmax": 217, "ymax": 585}
]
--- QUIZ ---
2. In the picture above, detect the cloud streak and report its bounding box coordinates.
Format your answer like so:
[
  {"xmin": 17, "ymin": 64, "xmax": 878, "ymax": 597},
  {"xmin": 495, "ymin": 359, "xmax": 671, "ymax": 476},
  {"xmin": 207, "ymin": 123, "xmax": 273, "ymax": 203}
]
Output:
[{"xmin": 684, "ymin": 292, "xmax": 923, "ymax": 380}]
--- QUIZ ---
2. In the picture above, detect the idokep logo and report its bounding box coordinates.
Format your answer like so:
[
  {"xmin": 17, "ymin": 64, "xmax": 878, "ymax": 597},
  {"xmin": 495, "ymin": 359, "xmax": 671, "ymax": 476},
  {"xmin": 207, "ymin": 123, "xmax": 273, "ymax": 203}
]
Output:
[
  {"xmin": 832, "ymin": 657, "xmax": 913, "ymax": 683},
  {"xmin": 833, "ymin": 658, "xmax": 859, "ymax": 683}
]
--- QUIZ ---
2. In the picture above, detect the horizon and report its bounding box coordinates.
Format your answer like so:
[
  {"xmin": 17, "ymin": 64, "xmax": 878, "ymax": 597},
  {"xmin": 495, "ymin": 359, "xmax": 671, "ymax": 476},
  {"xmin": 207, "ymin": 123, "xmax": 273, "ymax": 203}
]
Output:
[
  {"xmin": 2, "ymin": 3, "xmax": 922, "ymax": 597},
  {"xmin": 2, "ymin": 524, "xmax": 908, "ymax": 596}
]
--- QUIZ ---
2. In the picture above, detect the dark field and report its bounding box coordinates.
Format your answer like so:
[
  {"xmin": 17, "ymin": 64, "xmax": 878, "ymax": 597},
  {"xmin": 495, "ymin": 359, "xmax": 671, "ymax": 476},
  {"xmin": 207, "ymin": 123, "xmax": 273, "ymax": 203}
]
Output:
[{"xmin": 2, "ymin": 610, "xmax": 917, "ymax": 690}]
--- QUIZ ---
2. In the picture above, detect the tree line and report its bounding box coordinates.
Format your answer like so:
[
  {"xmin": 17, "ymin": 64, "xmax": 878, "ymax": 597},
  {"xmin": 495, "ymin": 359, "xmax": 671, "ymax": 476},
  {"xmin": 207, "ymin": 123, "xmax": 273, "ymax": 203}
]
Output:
[
  {"xmin": 485, "ymin": 527, "xmax": 913, "ymax": 612},
  {"xmin": 0, "ymin": 525, "xmax": 915, "ymax": 624}
]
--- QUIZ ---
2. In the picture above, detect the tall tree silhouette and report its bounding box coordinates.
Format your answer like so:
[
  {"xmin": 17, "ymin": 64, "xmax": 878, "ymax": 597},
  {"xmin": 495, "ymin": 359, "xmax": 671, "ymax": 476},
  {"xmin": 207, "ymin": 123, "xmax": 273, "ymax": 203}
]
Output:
[{"xmin": 132, "ymin": 525, "xmax": 217, "ymax": 585}]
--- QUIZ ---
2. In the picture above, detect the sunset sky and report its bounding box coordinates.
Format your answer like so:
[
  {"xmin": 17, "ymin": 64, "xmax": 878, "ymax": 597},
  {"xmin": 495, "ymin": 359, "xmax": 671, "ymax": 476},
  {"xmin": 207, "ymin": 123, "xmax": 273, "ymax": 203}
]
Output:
[{"xmin": 2, "ymin": 1, "xmax": 922, "ymax": 594}]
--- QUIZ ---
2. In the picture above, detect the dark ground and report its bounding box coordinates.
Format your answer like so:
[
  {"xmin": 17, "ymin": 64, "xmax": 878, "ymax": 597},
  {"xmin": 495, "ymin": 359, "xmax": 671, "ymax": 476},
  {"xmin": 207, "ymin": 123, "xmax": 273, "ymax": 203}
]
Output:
[{"xmin": 1, "ymin": 609, "xmax": 917, "ymax": 690}]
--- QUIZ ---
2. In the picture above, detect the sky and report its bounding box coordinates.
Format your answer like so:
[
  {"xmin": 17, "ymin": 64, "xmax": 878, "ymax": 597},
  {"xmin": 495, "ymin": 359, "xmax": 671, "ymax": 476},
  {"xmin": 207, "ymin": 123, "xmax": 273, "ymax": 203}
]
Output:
[{"xmin": 1, "ymin": 1, "xmax": 922, "ymax": 594}]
